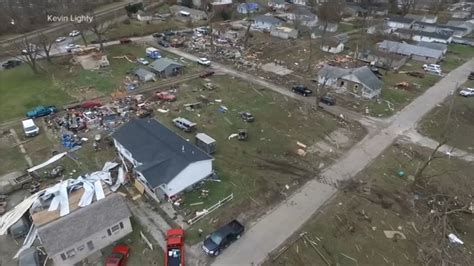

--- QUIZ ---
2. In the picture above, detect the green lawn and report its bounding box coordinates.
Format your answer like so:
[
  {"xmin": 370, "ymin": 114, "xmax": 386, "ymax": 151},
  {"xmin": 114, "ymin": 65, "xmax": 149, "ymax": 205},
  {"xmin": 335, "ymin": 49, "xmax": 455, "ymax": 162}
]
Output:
[
  {"xmin": 0, "ymin": 44, "xmax": 202, "ymax": 123},
  {"xmin": 149, "ymin": 75, "xmax": 365, "ymax": 243},
  {"xmin": 419, "ymin": 80, "xmax": 474, "ymax": 151},
  {"xmin": 266, "ymin": 143, "xmax": 474, "ymax": 265},
  {"xmin": 442, "ymin": 44, "xmax": 474, "ymax": 72},
  {"xmin": 0, "ymin": 65, "xmax": 73, "ymax": 123},
  {"xmin": 0, "ymin": 135, "xmax": 28, "ymax": 176},
  {"xmin": 106, "ymin": 18, "xmax": 189, "ymax": 40}
]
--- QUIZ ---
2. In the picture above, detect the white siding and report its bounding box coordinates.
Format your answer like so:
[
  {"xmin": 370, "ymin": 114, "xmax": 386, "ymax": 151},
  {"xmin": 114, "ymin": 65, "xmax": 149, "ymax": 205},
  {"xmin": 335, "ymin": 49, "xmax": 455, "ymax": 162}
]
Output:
[
  {"xmin": 162, "ymin": 160, "xmax": 213, "ymax": 196},
  {"xmin": 49, "ymin": 218, "xmax": 132, "ymax": 266}
]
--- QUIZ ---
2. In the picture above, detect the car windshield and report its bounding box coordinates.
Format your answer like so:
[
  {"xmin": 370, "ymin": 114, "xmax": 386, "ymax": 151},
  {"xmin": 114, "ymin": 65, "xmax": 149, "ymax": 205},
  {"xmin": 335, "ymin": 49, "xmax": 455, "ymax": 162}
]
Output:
[
  {"xmin": 24, "ymin": 126, "xmax": 37, "ymax": 131},
  {"xmin": 210, "ymin": 232, "xmax": 223, "ymax": 245}
]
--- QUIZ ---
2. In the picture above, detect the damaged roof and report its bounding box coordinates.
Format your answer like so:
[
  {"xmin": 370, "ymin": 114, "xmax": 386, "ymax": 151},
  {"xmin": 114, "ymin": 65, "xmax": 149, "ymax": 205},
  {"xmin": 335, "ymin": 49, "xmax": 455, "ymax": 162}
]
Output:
[
  {"xmin": 37, "ymin": 194, "xmax": 130, "ymax": 255},
  {"xmin": 149, "ymin": 57, "xmax": 183, "ymax": 72},
  {"xmin": 317, "ymin": 65, "xmax": 383, "ymax": 92},
  {"xmin": 112, "ymin": 119, "xmax": 212, "ymax": 188}
]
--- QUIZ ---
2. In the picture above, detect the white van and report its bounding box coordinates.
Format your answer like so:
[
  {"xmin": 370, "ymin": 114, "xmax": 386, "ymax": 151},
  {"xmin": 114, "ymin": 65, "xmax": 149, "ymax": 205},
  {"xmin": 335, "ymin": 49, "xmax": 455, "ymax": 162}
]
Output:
[{"xmin": 22, "ymin": 119, "xmax": 39, "ymax": 137}]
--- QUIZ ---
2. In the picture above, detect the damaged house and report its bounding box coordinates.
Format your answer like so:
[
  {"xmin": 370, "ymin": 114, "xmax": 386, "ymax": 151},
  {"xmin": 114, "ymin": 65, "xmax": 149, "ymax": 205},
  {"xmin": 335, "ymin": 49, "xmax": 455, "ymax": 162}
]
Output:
[
  {"xmin": 33, "ymin": 193, "xmax": 132, "ymax": 266},
  {"xmin": 112, "ymin": 119, "xmax": 214, "ymax": 201},
  {"xmin": 316, "ymin": 65, "xmax": 383, "ymax": 99},
  {"xmin": 320, "ymin": 37, "xmax": 345, "ymax": 54},
  {"xmin": 149, "ymin": 58, "xmax": 184, "ymax": 77},
  {"xmin": 378, "ymin": 40, "xmax": 443, "ymax": 63},
  {"xmin": 357, "ymin": 49, "xmax": 408, "ymax": 70}
]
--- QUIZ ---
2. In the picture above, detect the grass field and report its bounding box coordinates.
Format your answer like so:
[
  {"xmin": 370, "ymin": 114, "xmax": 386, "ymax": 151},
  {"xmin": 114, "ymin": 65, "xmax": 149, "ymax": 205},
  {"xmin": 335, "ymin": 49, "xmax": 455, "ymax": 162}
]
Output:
[
  {"xmin": 0, "ymin": 44, "xmax": 203, "ymax": 123},
  {"xmin": 418, "ymin": 79, "xmax": 474, "ymax": 151},
  {"xmin": 266, "ymin": 143, "xmax": 474, "ymax": 265},
  {"xmin": 148, "ymin": 75, "xmax": 365, "ymax": 243}
]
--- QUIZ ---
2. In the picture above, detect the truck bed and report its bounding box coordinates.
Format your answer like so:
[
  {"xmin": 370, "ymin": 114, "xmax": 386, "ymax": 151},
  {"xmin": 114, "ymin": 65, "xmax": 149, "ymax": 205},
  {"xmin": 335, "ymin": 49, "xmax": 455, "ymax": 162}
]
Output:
[{"xmin": 167, "ymin": 248, "xmax": 182, "ymax": 266}]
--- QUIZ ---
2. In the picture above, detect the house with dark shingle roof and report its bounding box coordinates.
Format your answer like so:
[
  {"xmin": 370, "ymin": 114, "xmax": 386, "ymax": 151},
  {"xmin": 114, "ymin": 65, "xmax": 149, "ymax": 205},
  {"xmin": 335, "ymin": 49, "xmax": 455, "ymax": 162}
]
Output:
[
  {"xmin": 35, "ymin": 194, "xmax": 132, "ymax": 266},
  {"xmin": 112, "ymin": 119, "xmax": 213, "ymax": 200},
  {"xmin": 378, "ymin": 40, "xmax": 443, "ymax": 63},
  {"xmin": 316, "ymin": 65, "xmax": 383, "ymax": 99}
]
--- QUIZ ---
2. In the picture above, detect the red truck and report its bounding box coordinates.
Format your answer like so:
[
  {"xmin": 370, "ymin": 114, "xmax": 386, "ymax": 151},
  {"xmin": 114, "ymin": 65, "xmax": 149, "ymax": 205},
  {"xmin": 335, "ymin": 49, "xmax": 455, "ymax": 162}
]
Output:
[{"xmin": 165, "ymin": 229, "xmax": 185, "ymax": 266}]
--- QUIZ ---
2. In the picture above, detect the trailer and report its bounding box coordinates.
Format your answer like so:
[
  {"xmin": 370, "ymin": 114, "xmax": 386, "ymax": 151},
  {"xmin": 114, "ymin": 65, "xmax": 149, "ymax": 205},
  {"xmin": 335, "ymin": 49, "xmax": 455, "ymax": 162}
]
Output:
[
  {"xmin": 0, "ymin": 171, "xmax": 33, "ymax": 195},
  {"xmin": 146, "ymin": 47, "xmax": 161, "ymax": 59},
  {"xmin": 165, "ymin": 228, "xmax": 185, "ymax": 266}
]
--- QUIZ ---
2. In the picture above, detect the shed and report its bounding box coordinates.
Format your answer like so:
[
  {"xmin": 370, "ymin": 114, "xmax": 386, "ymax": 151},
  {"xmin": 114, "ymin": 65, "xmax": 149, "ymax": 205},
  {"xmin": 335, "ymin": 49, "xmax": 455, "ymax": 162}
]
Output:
[
  {"xmin": 270, "ymin": 27, "xmax": 298, "ymax": 39},
  {"xmin": 195, "ymin": 133, "xmax": 216, "ymax": 154},
  {"xmin": 134, "ymin": 68, "xmax": 156, "ymax": 82}
]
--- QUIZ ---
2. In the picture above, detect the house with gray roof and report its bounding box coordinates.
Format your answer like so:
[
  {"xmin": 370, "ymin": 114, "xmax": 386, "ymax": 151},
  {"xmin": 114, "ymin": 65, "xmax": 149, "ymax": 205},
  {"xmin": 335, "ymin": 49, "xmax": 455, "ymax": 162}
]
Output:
[
  {"xmin": 416, "ymin": 41, "xmax": 448, "ymax": 54},
  {"xmin": 316, "ymin": 65, "xmax": 383, "ymax": 99},
  {"xmin": 149, "ymin": 57, "xmax": 184, "ymax": 77},
  {"xmin": 268, "ymin": 0, "xmax": 289, "ymax": 10},
  {"xmin": 36, "ymin": 194, "xmax": 132, "ymax": 266},
  {"xmin": 394, "ymin": 28, "xmax": 453, "ymax": 44},
  {"xmin": 112, "ymin": 119, "xmax": 213, "ymax": 200},
  {"xmin": 286, "ymin": 5, "xmax": 318, "ymax": 27},
  {"xmin": 134, "ymin": 68, "xmax": 156, "ymax": 82},
  {"xmin": 378, "ymin": 40, "xmax": 443, "ymax": 63},
  {"xmin": 252, "ymin": 15, "xmax": 283, "ymax": 30}
]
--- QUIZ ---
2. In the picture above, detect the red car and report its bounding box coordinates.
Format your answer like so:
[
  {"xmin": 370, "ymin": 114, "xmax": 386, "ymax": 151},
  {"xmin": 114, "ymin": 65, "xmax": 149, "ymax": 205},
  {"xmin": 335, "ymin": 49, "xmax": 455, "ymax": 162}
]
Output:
[
  {"xmin": 105, "ymin": 244, "xmax": 130, "ymax": 266},
  {"xmin": 155, "ymin": 91, "xmax": 177, "ymax": 102},
  {"xmin": 165, "ymin": 228, "xmax": 185, "ymax": 266}
]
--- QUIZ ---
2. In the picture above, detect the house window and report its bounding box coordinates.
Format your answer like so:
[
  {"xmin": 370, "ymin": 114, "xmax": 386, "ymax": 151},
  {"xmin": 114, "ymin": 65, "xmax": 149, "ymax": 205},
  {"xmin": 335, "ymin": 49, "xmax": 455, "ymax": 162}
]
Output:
[
  {"xmin": 107, "ymin": 229, "xmax": 112, "ymax": 236},
  {"xmin": 77, "ymin": 245, "xmax": 85, "ymax": 251},
  {"xmin": 87, "ymin": 241, "xmax": 94, "ymax": 251},
  {"xmin": 60, "ymin": 253, "xmax": 67, "ymax": 261},
  {"xmin": 66, "ymin": 249, "xmax": 76, "ymax": 258},
  {"xmin": 111, "ymin": 224, "xmax": 120, "ymax": 233},
  {"xmin": 119, "ymin": 222, "xmax": 124, "ymax": 229}
]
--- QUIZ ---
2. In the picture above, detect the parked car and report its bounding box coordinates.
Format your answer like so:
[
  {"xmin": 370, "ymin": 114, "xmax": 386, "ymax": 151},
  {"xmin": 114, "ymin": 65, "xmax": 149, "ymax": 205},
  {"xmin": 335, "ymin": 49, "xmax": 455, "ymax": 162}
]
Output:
[
  {"xmin": 21, "ymin": 43, "xmax": 37, "ymax": 55},
  {"xmin": 240, "ymin": 112, "xmax": 255, "ymax": 122},
  {"xmin": 173, "ymin": 117, "xmax": 196, "ymax": 132},
  {"xmin": 119, "ymin": 38, "xmax": 132, "ymax": 44},
  {"xmin": 19, "ymin": 247, "xmax": 40, "ymax": 266},
  {"xmin": 164, "ymin": 30, "xmax": 176, "ymax": 36},
  {"xmin": 158, "ymin": 40, "xmax": 170, "ymax": 47},
  {"xmin": 202, "ymin": 220, "xmax": 245, "ymax": 256},
  {"xmin": 2, "ymin": 60, "xmax": 22, "ymax": 69},
  {"xmin": 320, "ymin": 95, "xmax": 336, "ymax": 106},
  {"xmin": 199, "ymin": 70, "xmax": 215, "ymax": 78},
  {"xmin": 105, "ymin": 244, "xmax": 130, "ymax": 266},
  {"xmin": 137, "ymin": 58, "xmax": 150, "ymax": 65},
  {"xmin": 197, "ymin": 58, "xmax": 211, "ymax": 66},
  {"xmin": 165, "ymin": 229, "xmax": 185, "ymax": 266},
  {"xmin": 26, "ymin": 105, "xmax": 58, "ymax": 118},
  {"xmin": 469, "ymin": 72, "xmax": 474, "ymax": 80},
  {"xmin": 423, "ymin": 64, "xmax": 441, "ymax": 70},
  {"xmin": 69, "ymin": 30, "xmax": 81, "ymax": 37},
  {"xmin": 22, "ymin": 119, "xmax": 39, "ymax": 137},
  {"xmin": 292, "ymin": 85, "xmax": 313, "ymax": 96},
  {"xmin": 459, "ymin": 88, "xmax": 474, "ymax": 97},
  {"xmin": 65, "ymin": 43, "xmax": 81, "ymax": 52},
  {"xmin": 152, "ymin": 32, "xmax": 164, "ymax": 38},
  {"xmin": 55, "ymin": 36, "xmax": 67, "ymax": 43}
]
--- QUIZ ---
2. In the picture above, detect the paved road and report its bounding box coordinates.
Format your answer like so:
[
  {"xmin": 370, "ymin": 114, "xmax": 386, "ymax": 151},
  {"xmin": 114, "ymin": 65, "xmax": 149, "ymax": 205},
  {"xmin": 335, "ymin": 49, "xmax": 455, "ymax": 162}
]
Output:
[
  {"xmin": 402, "ymin": 129, "xmax": 474, "ymax": 162},
  {"xmin": 209, "ymin": 59, "xmax": 474, "ymax": 265}
]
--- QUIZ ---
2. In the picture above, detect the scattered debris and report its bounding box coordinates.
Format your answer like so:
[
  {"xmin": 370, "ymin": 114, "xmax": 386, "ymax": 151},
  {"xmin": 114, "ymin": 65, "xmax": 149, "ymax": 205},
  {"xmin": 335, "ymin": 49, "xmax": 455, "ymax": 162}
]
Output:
[
  {"xmin": 448, "ymin": 233, "xmax": 464, "ymax": 245},
  {"xmin": 383, "ymin": 230, "xmax": 407, "ymax": 240}
]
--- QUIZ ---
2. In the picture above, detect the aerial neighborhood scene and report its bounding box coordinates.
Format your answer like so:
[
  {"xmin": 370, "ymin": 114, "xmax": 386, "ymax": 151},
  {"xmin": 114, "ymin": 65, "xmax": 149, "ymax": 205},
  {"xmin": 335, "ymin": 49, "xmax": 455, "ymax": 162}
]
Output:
[{"xmin": 1, "ymin": 0, "xmax": 474, "ymax": 265}]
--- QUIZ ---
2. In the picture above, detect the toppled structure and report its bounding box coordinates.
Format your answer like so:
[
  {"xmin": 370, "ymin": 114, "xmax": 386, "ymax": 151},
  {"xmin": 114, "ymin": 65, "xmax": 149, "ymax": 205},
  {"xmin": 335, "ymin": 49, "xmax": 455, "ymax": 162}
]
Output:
[{"xmin": 72, "ymin": 47, "xmax": 110, "ymax": 70}]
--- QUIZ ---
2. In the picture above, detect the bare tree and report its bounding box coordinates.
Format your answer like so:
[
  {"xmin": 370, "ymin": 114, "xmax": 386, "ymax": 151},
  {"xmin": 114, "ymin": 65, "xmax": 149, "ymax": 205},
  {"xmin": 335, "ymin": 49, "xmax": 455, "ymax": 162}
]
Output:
[
  {"xmin": 399, "ymin": 0, "xmax": 419, "ymax": 15},
  {"xmin": 89, "ymin": 17, "xmax": 115, "ymax": 51},
  {"xmin": 11, "ymin": 36, "xmax": 41, "ymax": 74},
  {"xmin": 37, "ymin": 33, "xmax": 55, "ymax": 63},
  {"xmin": 317, "ymin": 0, "xmax": 344, "ymax": 48}
]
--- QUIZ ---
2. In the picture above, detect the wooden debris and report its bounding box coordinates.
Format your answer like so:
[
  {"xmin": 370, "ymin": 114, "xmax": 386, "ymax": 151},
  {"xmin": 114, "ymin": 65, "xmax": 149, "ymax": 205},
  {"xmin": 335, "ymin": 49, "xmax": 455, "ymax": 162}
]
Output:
[
  {"xmin": 190, "ymin": 202, "xmax": 204, "ymax": 206},
  {"xmin": 340, "ymin": 253, "xmax": 358, "ymax": 264}
]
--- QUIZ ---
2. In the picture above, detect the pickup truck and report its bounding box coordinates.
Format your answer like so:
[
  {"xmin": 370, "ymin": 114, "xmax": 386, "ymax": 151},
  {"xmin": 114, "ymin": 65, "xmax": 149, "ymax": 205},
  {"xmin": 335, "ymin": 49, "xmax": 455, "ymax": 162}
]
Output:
[
  {"xmin": 202, "ymin": 220, "xmax": 244, "ymax": 256},
  {"xmin": 26, "ymin": 105, "xmax": 58, "ymax": 119},
  {"xmin": 0, "ymin": 172, "xmax": 33, "ymax": 195},
  {"xmin": 165, "ymin": 228, "xmax": 185, "ymax": 266}
]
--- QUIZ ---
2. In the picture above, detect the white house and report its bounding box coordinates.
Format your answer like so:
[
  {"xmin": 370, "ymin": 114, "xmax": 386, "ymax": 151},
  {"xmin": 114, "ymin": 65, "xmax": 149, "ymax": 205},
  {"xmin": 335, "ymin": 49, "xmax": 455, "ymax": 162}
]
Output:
[
  {"xmin": 136, "ymin": 11, "xmax": 153, "ymax": 22},
  {"xmin": 395, "ymin": 28, "xmax": 453, "ymax": 44},
  {"xmin": 288, "ymin": 0, "xmax": 306, "ymax": 6},
  {"xmin": 386, "ymin": 17, "xmax": 415, "ymax": 29},
  {"xmin": 320, "ymin": 37, "xmax": 344, "ymax": 54},
  {"xmin": 270, "ymin": 26, "xmax": 298, "ymax": 39},
  {"xmin": 112, "ymin": 119, "xmax": 214, "ymax": 200},
  {"xmin": 268, "ymin": 0, "xmax": 289, "ymax": 10},
  {"xmin": 252, "ymin": 15, "xmax": 282, "ymax": 30},
  {"xmin": 34, "ymin": 194, "xmax": 132, "ymax": 266}
]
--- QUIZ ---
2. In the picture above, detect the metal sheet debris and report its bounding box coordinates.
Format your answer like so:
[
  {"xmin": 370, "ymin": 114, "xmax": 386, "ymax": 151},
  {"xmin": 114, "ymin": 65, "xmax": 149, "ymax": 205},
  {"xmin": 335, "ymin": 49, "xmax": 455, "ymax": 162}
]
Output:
[
  {"xmin": 13, "ymin": 225, "xmax": 37, "ymax": 259},
  {"xmin": 27, "ymin": 152, "xmax": 67, "ymax": 173},
  {"xmin": 383, "ymin": 230, "xmax": 407, "ymax": 239},
  {"xmin": 0, "ymin": 193, "xmax": 40, "ymax": 235}
]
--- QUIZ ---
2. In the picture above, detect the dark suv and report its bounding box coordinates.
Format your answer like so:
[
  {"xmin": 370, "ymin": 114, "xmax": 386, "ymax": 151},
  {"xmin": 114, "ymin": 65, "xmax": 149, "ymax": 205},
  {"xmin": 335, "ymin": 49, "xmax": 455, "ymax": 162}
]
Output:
[
  {"xmin": 202, "ymin": 220, "xmax": 244, "ymax": 256},
  {"xmin": 292, "ymin": 85, "xmax": 313, "ymax": 96},
  {"xmin": 2, "ymin": 60, "xmax": 22, "ymax": 69},
  {"xmin": 320, "ymin": 95, "xmax": 336, "ymax": 106}
]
